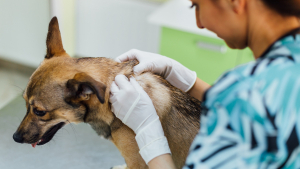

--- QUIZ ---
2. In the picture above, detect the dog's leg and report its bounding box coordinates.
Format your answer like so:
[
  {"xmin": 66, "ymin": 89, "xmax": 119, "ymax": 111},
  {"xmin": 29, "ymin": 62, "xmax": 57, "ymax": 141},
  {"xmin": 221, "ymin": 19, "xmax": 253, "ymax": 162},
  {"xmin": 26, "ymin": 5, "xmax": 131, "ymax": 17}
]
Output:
[{"xmin": 111, "ymin": 126, "xmax": 148, "ymax": 169}]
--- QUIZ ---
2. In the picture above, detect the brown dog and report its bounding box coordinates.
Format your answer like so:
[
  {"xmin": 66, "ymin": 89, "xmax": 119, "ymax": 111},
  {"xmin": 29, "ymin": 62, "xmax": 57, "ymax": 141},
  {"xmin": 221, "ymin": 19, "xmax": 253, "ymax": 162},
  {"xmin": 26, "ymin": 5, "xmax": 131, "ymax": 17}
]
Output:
[{"xmin": 13, "ymin": 17, "xmax": 201, "ymax": 169}]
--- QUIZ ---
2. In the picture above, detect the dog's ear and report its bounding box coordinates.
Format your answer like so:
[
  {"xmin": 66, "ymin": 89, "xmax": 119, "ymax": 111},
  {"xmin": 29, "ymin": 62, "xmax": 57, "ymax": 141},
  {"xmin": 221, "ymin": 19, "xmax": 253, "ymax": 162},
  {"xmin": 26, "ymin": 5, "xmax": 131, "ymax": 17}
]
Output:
[
  {"xmin": 45, "ymin": 17, "xmax": 66, "ymax": 59},
  {"xmin": 66, "ymin": 73, "xmax": 107, "ymax": 104}
]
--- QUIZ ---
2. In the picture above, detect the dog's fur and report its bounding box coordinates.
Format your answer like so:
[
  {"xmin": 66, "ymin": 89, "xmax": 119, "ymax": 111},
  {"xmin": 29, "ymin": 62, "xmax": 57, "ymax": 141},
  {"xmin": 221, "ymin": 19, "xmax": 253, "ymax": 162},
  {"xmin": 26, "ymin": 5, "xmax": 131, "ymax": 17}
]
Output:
[{"xmin": 13, "ymin": 17, "xmax": 201, "ymax": 169}]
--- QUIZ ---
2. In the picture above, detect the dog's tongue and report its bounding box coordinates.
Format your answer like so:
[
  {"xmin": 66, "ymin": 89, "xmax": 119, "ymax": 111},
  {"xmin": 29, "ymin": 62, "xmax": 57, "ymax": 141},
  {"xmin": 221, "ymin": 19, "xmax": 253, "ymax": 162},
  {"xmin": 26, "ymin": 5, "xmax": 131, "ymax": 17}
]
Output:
[{"xmin": 31, "ymin": 142, "xmax": 38, "ymax": 148}]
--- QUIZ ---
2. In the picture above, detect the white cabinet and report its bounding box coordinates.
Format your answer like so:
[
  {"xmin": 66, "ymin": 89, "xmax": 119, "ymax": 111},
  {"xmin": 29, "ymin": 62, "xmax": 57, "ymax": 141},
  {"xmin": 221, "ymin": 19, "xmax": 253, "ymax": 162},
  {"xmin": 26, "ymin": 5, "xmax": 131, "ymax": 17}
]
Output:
[
  {"xmin": 75, "ymin": 0, "xmax": 161, "ymax": 58},
  {"xmin": 0, "ymin": 0, "xmax": 50, "ymax": 68}
]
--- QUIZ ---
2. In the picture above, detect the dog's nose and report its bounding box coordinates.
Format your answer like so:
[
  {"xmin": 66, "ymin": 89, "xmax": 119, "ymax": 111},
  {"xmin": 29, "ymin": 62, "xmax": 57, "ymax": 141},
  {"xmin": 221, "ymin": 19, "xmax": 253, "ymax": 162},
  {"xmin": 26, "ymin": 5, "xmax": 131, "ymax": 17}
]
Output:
[{"xmin": 13, "ymin": 132, "xmax": 24, "ymax": 143}]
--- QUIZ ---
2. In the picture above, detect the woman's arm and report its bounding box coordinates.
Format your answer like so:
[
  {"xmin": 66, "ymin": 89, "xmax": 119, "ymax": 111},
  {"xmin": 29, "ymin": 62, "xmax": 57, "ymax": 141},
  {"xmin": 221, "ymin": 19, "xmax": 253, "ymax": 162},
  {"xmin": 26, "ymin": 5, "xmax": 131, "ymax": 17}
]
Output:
[
  {"xmin": 188, "ymin": 77, "xmax": 211, "ymax": 101},
  {"xmin": 147, "ymin": 78, "xmax": 210, "ymax": 169},
  {"xmin": 148, "ymin": 154, "xmax": 176, "ymax": 169}
]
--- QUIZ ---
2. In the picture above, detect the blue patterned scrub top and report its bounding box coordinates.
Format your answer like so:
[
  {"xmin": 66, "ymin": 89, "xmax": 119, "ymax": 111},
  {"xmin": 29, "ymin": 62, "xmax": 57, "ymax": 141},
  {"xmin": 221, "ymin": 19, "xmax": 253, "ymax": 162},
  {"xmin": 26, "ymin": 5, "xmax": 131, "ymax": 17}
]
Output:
[{"xmin": 184, "ymin": 28, "xmax": 300, "ymax": 169}]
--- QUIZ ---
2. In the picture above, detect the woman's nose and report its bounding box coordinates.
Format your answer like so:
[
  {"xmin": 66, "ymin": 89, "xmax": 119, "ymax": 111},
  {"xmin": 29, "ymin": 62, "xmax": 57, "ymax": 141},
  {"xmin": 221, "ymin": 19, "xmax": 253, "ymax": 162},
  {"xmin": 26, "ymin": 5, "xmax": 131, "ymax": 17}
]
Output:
[
  {"xmin": 197, "ymin": 20, "xmax": 205, "ymax": 29},
  {"xmin": 195, "ymin": 10, "xmax": 205, "ymax": 29}
]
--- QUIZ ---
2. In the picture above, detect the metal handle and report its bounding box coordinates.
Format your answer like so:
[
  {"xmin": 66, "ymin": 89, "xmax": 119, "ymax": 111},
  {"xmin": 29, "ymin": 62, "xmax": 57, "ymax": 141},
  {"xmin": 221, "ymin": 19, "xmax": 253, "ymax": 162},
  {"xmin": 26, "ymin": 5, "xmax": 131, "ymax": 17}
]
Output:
[{"xmin": 196, "ymin": 41, "xmax": 227, "ymax": 53}]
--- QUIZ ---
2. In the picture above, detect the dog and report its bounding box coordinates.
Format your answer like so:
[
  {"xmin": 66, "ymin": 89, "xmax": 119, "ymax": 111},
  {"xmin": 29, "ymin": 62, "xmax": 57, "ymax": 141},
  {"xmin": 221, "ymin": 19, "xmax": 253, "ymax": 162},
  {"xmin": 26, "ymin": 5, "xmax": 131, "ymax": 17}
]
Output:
[{"xmin": 13, "ymin": 17, "xmax": 202, "ymax": 169}]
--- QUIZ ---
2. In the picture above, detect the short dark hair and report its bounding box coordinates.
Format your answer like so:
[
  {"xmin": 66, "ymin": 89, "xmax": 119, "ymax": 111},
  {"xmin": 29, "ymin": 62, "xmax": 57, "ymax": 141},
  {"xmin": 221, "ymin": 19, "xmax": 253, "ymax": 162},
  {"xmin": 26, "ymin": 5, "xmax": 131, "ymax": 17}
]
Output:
[{"xmin": 262, "ymin": 0, "xmax": 300, "ymax": 16}]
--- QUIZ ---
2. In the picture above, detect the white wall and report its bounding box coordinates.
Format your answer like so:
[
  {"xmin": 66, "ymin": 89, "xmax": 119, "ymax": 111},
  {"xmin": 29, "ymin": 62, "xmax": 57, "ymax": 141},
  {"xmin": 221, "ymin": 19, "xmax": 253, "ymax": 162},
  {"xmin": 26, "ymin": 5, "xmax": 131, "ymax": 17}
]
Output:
[
  {"xmin": 0, "ymin": 0, "xmax": 50, "ymax": 68},
  {"xmin": 50, "ymin": 0, "xmax": 76, "ymax": 57},
  {"xmin": 0, "ymin": 0, "xmax": 162, "ymax": 67},
  {"xmin": 75, "ymin": 0, "xmax": 161, "ymax": 59}
]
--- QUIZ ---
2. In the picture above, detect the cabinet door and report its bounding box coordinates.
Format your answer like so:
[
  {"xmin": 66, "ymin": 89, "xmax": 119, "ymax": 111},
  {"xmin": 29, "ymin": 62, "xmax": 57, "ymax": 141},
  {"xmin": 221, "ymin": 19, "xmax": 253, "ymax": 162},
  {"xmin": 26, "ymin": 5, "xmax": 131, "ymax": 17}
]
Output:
[
  {"xmin": 76, "ymin": 0, "xmax": 161, "ymax": 58},
  {"xmin": 160, "ymin": 27, "xmax": 254, "ymax": 84},
  {"xmin": 0, "ymin": 0, "xmax": 50, "ymax": 68}
]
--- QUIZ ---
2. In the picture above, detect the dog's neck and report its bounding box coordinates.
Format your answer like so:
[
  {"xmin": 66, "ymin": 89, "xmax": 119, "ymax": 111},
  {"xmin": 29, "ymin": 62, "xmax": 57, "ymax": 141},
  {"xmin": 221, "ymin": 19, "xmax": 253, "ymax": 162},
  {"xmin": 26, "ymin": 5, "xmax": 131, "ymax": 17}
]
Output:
[{"xmin": 74, "ymin": 57, "xmax": 138, "ymax": 138}]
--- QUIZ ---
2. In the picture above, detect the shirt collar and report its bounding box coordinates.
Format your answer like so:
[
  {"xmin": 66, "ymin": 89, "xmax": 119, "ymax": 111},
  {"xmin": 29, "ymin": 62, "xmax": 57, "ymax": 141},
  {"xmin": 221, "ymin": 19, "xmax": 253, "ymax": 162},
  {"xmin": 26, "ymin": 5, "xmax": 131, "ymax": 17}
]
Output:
[{"xmin": 257, "ymin": 27, "xmax": 300, "ymax": 61}]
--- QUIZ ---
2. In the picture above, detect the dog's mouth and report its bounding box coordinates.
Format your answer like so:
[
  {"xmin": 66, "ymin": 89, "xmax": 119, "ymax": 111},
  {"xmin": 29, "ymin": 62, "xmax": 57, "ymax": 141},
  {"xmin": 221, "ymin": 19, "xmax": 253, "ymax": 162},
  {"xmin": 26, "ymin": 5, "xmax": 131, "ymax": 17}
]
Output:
[{"xmin": 31, "ymin": 122, "xmax": 65, "ymax": 148}]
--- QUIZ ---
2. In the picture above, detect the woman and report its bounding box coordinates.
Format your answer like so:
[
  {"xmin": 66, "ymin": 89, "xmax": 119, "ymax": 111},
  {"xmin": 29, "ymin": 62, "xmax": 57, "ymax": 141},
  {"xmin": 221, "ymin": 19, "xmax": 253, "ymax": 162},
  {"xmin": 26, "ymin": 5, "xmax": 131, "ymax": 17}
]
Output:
[{"xmin": 109, "ymin": 0, "xmax": 300, "ymax": 168}]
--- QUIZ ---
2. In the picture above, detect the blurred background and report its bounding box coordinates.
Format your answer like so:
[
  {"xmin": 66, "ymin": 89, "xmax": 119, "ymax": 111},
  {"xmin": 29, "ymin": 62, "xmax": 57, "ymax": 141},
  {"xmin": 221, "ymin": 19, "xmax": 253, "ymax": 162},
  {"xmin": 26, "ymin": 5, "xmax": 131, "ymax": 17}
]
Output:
[{"xmin": 0, "ymin": 0, "xmax": 254, "ymax": 168}]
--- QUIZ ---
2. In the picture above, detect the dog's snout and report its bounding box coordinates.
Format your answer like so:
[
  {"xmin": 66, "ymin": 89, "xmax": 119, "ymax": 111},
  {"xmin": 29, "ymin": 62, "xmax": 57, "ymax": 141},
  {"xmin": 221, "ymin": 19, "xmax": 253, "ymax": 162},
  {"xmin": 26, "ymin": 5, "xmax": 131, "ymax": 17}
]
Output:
[{"xmin": 13, "ymin": 132, "xmax": 24, "ymax": 143}]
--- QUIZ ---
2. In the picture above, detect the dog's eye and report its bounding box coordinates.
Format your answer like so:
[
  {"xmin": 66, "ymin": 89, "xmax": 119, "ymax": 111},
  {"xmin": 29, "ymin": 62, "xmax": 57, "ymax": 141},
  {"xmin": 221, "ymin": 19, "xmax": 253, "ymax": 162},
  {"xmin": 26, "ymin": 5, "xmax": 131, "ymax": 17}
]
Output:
[{"xmin": 33, "ymin": 108, "xmax": 47, "ymax": 116}]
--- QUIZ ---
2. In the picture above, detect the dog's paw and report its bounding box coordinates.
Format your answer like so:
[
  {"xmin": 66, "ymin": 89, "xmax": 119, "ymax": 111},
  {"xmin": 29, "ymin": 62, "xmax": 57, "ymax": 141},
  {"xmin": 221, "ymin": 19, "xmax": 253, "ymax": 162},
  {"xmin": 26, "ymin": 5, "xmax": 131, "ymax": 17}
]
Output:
[{"xmin": 111, "ymin": 164, "xmax": 127, "ymax": 169}]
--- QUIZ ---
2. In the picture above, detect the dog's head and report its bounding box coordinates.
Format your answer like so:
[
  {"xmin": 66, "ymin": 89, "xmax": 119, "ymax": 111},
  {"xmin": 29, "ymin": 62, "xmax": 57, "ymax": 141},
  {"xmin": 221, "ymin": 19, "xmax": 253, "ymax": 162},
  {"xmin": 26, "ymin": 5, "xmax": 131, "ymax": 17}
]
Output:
[{"xmin": 13, "ymin": 17, "xmax": 108, "ymax": 147}]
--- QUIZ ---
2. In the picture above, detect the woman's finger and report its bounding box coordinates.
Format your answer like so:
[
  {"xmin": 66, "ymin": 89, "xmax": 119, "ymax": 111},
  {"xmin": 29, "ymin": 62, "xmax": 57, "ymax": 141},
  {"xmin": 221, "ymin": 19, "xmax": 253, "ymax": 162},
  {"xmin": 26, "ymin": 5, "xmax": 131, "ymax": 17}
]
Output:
[
  {"xmin": 110, "ymin": 81, "xmax": 119, "ymax": 94},
  {"xmin": 129, "ymin": 77, "xmax": 144, "ymax": 91},
  {"xmin": 115, "ymin": 49, "xmax": 140, "ymax": 63},
  {"xmin": 114, "ymin": 75, "xmax": 132, "ymax": 90}
]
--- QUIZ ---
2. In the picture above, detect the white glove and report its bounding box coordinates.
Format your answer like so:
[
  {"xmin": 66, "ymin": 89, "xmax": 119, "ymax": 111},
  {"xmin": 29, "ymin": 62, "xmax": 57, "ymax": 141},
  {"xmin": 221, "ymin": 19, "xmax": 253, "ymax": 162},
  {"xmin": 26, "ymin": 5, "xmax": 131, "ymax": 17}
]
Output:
[
  {"xmin": 115, "ymin": 49, "xmax": 197, "ymax": 92},
  {"xmin": 109, "ymin": 75, "xmax": 171, "ymax": 164}
]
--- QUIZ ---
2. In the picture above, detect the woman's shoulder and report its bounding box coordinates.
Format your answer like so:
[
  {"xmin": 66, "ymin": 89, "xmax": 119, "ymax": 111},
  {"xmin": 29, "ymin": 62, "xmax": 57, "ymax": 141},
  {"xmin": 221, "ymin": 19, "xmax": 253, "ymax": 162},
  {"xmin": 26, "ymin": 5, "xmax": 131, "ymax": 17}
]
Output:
[
  {"xmin": 205, "ymin": 57, "xmax": 300, "ymax": 109},
  {"xmin": 204, "ymin": 33, "xmax": 300, "ymax": 107}
]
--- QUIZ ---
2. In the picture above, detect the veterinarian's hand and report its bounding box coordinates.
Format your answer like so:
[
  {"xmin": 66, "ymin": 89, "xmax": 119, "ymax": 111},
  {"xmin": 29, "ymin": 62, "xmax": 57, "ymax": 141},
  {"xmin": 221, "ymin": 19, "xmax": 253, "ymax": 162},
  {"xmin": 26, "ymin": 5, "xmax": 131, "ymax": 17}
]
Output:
[
  {"xmin": 115, "ymin": 49, "xmax": 197, "ymax": 92},
  {"xmin": 110, "ymin": 75, "xmax": 171, "ymax": 164}
]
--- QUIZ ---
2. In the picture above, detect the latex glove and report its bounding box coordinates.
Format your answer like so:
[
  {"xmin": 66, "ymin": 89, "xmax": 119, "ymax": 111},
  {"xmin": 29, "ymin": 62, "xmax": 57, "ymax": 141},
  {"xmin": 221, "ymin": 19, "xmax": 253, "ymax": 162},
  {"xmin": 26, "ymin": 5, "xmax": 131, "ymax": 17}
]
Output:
[
  {"xmin": 109, "ymin": 75, "xmax": 171, "ymax": 164},
  {"xmin": 115, "ymin": 49, "xmax": 197, "ymax": 92}
]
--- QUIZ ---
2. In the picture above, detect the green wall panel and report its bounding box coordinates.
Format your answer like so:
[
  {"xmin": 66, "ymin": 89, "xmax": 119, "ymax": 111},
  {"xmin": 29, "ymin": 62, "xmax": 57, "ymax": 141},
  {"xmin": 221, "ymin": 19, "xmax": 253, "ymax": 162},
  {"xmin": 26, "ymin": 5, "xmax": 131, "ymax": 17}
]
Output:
[{"xmin": 159, "ymin": 27, "xmax": 254, "ymax": 85}]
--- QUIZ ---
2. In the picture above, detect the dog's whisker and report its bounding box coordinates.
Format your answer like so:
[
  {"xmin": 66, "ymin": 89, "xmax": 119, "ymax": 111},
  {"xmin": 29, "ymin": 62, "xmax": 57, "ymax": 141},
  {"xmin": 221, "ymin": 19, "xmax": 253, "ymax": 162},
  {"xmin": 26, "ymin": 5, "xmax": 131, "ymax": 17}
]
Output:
[
  {"xmin": 10, "ymin": 85, "xmax": 26, "ymax": 96},
  {"xmin": 60, "ymin": 128, "xmax": 70, "ymax": 135},
  {"xmin": 11, "ymin": 124, "xmax": 20, "ymax": 129},
  {"xmin": 51, "ymin": 138, "xmax": 56, "ymax": 146},
  {"xmin": 67, "ymin": 120, "xmax": 78, "ymax": 143},
  {"xmin": 17, "ymin": 118, "xmax": 22, "ymax": 124},
  {"xmin": 10, "ymin": 84, "xmax": 24, "ymax": 92}
]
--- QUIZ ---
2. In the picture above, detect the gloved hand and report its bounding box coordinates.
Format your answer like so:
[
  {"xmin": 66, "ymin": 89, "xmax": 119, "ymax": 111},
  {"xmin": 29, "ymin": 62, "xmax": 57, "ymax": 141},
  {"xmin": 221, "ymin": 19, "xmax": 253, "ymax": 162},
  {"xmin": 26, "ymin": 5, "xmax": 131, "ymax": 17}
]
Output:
[
  {"xmin": 115, "ymin": 49, "xmax": 197, "ymax": 92},
  {"xmin": 109, "ymin": 75, "xmax": 171, "ymax": 164}
]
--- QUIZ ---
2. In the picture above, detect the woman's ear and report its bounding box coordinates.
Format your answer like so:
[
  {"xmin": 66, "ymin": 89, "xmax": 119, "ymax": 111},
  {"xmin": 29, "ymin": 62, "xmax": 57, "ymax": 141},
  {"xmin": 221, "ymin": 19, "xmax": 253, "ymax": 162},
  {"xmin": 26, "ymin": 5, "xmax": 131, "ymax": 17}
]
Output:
[{"xmin": 230, "ymin": 0, "xmax": 246, "ymax": 14}]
